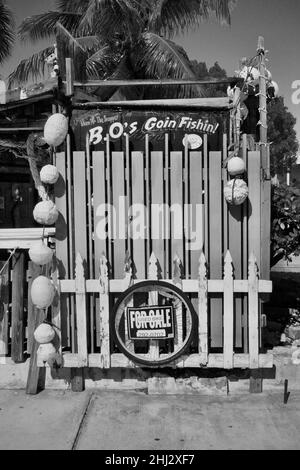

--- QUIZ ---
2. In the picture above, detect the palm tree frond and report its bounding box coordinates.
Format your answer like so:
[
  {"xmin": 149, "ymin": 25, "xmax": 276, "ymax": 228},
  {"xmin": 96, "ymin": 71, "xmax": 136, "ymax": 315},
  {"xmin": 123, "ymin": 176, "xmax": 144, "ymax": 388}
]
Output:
[
  {"xmin": 132, "ymin": 32, "xmax": 206, "ymax": 98},
  {"xmin": 18, "ymin": 11, "xmax": 82, "ymax": 43},
  {"xmin": 7, "ymin": 46, "xmax": 54, "ymax": 88},
  {"xmin": 0, "ymin": 2, "xmax": 15, "ymax": 63}
]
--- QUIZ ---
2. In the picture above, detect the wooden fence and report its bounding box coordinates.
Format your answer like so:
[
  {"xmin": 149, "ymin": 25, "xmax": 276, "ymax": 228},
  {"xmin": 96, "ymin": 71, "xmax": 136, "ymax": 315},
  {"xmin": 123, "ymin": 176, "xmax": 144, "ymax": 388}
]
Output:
[{"xmin": 53, "ymin": 132, "xmax": 269, "ymax": 356}]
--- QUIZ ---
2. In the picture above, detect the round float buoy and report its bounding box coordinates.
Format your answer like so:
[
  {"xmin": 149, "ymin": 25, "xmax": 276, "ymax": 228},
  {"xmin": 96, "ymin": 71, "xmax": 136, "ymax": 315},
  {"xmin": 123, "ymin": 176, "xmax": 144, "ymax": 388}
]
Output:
[
  {"xmin": 37, "ymin": 343, "xmax": 57, "ymax": 362},
  {"xmin": 34, "ymin": 323, "xmax": 55, "ymax": 344},
  {"xmin": 40, "ymin": 165, "xmax": 60, "ymax": 185},
  {"xmin": 227, "ymin": 157, "xmax": 246, "ymax": 176},
  {"xmin": 44, "ymin": 113, "xmax": 68, "ymax": 147},
  {"xmin": 33, "ymin": 200, "xmax": 59, "ymax": 226},
  {"xmin": 29, "ymin": 240, "xmax": 53, "ymax": 266},
  {"xmin": 31, "ymin": 276, "xmax": 55, "ymax": 309},
  {"xmin": 224, "ymin": 179, "xmax": 249, "ymax": 206}
]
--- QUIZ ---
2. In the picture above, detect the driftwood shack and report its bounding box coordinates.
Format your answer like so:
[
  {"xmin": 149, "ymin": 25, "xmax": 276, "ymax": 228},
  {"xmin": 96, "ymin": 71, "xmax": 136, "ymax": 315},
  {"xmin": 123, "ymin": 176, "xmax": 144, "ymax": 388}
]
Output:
[{"xmin": 0, "ymin": 38, "xmax": 273, "ymax": 394}]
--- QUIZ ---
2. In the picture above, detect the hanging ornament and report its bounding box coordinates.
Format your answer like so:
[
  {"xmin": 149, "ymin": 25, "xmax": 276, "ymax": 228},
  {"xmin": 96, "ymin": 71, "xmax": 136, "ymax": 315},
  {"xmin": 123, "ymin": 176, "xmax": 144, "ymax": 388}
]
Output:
[
  {"xmin": 34, "ymin": 322, "xmax": 56, "ymax": 344},
  {"xmin": 224, "ymin": 179, "xmax": 249, "ymax": 206},
  {"xmin": 29, "ymin": 240, "xmax": 53, "ymax": 266},
  {"xmin": 40, "ymin": 165, "xmax": 60, "ymax": 185},
  {"xmin": 33, "ymin": 200, "xmax": 59, "ymax": 226},
  {"xmin": 267, "ymin": 80, "xmax": 279, "ymax": 99},
  {"xmin": 227, "ymin": 157, "xmax": 246, "ymax": 176},
  {"xmin": 37, "ymin": 343, "xmax": 57, "ymax": 363},
  {"xmin": 44, "ymin": 113, "xmax": 68, "ymax": 147},
  {"xmin": 238, "ymin": 66, "xmax": 259, "ymax": 84},
  {"xmin": 31, "ymin": 276, "xmax": 56, "ymax": 309}
]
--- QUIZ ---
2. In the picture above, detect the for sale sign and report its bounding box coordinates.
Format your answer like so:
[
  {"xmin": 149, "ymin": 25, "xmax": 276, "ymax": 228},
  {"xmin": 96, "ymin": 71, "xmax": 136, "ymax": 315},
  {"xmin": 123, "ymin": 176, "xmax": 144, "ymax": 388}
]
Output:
[{"xmin": 126, "ymin": 306, "xmax": 175, "ymax": 340}]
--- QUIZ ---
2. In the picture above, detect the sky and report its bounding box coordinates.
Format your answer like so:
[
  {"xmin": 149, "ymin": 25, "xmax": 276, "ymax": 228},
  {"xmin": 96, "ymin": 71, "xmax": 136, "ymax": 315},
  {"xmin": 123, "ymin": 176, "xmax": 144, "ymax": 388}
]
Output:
[{"xmin": 2, "ymin": 0, "xmax": 300, "ymax": 143}]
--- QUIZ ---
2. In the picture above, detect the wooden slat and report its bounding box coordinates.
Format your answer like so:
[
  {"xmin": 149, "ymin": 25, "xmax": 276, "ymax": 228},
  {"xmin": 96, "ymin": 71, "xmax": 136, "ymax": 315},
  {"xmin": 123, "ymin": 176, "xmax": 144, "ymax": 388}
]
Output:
[
  {"xmin": 248, "ymin": 151, "xmax": 261, "ymax": 268},
  {"xmin": 123, "ymin": 253, "xmax": 134, "ymax": 352},
  {"xmin": 170, "ymin": 151, "xmax": 184, "ymax": 265},
  {"xmin": 93, "ymin": 151, "xmax": 107, "ymax": 273},
  {"xmin": 73, "ymin": 151, "xmax": 88, "ymax": 263},
  {"xmin": 198, "ymin": 252, "xmax": 208, "ymax": 364},
  {"xmin": 189, "ymin": 151, "xmax": 203, "ymax": 278},
  {"xmin": 111, "ymin": 152, "xmax": 126, "ymax": 279},
  {"xmin": 148, "ymin": 253, "xmax": 159, "ymax": 360},
  {"xmin": 248, "ymin": 254, "xmax": 259, "ymax": 369},
  {"xmin": 164, "ymin": 134, "xmax": 171, "ymax": 278},
  {"xmin": 27, "ymin": 262, "xmax": 41, "ymax": 355},
  {"xmin": 173, "ymin": 255, "xmax": 183, "ymax": 351},
  {"xmin": 55, "ymin": 151, "xmax": 70, "ymax": 348},
  {"xmin": 131, "ymin": 151, "xmax": 146, "ymax": 279},
  {"xmin": 26, "ymin": 308, "xmax": 46, "ymax": 395},
  {"xmin": 150, "ymin": 152, "xmax": 165, "ymax": 275},
  {"xmin": 223, "ymin": 251, "xmax": 234, "ymax": 369},
  {"xmin": 11, "ymin": 251, "xmax": 25, "ymax": 363},
  {"xmin": 86, "ymin": 135, "xmax": 95, "ymax": 352},
  {"xmin": 208, "ymin": 151, "xmax": 223, "ymax": 349},
  {"xmin": 99, "ymin": 254, "xmax": 110, "ymax": 368},
  {"xmin": 203, "ymin": 135, "xmax": 209, "ymax": 259},
  {"xmin": 75, "ymin": 253, "xmax": 88, "ymax": 366},
  {"xmin": 0, "ymin": 261, "xmax": 9, "ymax": 358}
]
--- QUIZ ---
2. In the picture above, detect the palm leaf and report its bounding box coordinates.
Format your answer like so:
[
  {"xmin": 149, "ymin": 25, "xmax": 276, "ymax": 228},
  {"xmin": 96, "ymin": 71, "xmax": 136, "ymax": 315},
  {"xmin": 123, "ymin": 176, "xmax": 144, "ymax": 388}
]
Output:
[
  {"xmin": 148, "ymin": 0, "xmax": 237, "ymax": 37},
  {"xmin": 132, "ymin": 32, "xmax": 206, "ymax": 98},
  {"xmin": 0, "ymin": 1, "xmax": 15, "ymax": 63},
  {"xmin": 7, "ymin": 46, "xmax": 54, "ymax": 88},
  {"xmin": 18, "ymin": 11, "xmax": 82, "ymax": 42}
]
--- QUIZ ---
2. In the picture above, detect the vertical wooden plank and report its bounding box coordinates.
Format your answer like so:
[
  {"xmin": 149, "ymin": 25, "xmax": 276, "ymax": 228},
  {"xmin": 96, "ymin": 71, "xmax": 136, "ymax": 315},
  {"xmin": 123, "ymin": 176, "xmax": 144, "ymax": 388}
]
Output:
[
  {"xmin": 164, "ymin": 134, "xmax": 171, "ymax": 278},
  {"xmin": 93, "ymin": 150, "xmax": 106, "ymax": 348},
  {"xmin": 173, "ymin": 255, "xmax": 183, "ymax": 351},
  {"xmin": 203, "ymin": 135, "xmax": 209, "ymax": 259},
  {"xmin": 26, "ymin": 307, "xmax": 47, "ymax": 395},
  {"xmin": 248, "ymin": 151, "xmax": 261, "ymax": 269},
  {"xmin": 73, "ymin": 151, "xmax": 88, "ymax": 263},
  {"xmin": 51, "ymin": 259, "xmax": 61, "ymax": 354},
  {"xmin": 75, "ymin": 253, "xmax": 88, "ymax": 366},
  {"xmin": 0, "ymin": 260, "xmax": 9, "ymax": 359},
  {"xmin": 145, "ymin": 134, "xmax": 151, "ymax": 275},
  {"xmin": 55, "ymin": 150, "xmax": 70, "ymax": 348},
  {"xmin": 170, "ymin": 151, "xmax": 184, "ymax": 266},
  {"xmin": 183, "ymin": 140, "xmax": 190, "ymax": 277},
  {"xmin": 130, "ymin": 151, "xmax": 146, "ymax": 279},
  {"xmin": 248, "ymin": 253, "xmax": 259, "ymax": 369},
  {"xmin": 208, "ymin": 151, "xmax": 223, "ymax": 349},
  {"xmin": 148, "ymin": 253, "xmax": 159, "ymax": 360},
  {"xmin": 223, "ymin": 251, "xmax": 234, "ymax": 369},
  {"xmin": 99, "ymin": 254, "xmax": 110, "ymax": 368},
  {"xmin": 111, "ymin": 152, "xmax": 126, "ymax": 279},
  {"xmin": 198, "ymin": 252, "xmax": 208, "ymax": 365},
  {"xmin": 189, "ymin": 151, "xmax": 203, "ymax": 278},
  {"xmin": 222, "ymin": 133, "xmax": 229, "ymax": 253},
  {"xmin": 27, "ymin": 262, "xmax": 41, "ymax": 355},
  {"xmin": 123, "ymin": 253, "xmax": 134, "ymax": 352},
  {"xmin": 150, "ymin": 152, "xmax": 165, "ymax": 275},
  {"xmin": 11, "ymin": 251, "xmax": 25, "ymax": 363},
  {"xmin": 65, "ymin": 57, "xmax": 74, "ymax": 96},
  {"xmin": 242, "ymin": 134, "xmax": 249, "ymax": 353}
]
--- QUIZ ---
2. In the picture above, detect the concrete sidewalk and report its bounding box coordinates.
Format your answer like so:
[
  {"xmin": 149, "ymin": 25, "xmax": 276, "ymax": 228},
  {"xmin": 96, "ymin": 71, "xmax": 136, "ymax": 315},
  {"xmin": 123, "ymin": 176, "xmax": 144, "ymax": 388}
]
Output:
[{"xmin": 0, "ymin": 389, "xmax": 300, "ymax": 450}]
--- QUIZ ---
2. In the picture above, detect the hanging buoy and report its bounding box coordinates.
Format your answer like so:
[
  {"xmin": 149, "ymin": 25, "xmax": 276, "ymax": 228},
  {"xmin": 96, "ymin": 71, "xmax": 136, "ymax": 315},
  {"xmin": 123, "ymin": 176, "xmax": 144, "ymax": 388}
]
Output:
[
  {"xmin": 29, "ymin": 240, "xmax": 53, "ymax": 266},
  {"xmin": 31, "ymin": 276, "xmax": 56, "ymax": 309},
  {"xmin": 224, "ymin": 179, "xmax": 249, "ymax": 206},
  {"xmin": 40, "ymin": 165, "xmax": 60, "ymax": 185},
  {"xmin": 34, "ymin": 323, "xmax": 55, "ymax": 344},
  {"xmin": 37, "ymin": 343, "xmax": 57, "ymax": 363},
  {"xmin": 33, "ymin": 200, "xmax": 59, "ymax": 226},
  {"xmin": 44, "ymin": 113, "xmax": 68, "ymax": 147},
  {"xmin": 239, "ymin": 66, "xmax": 259, "ymax": 83},
  {"xmin": 227, "ymin": 157, "xmax": 246, "ymax": 176}
]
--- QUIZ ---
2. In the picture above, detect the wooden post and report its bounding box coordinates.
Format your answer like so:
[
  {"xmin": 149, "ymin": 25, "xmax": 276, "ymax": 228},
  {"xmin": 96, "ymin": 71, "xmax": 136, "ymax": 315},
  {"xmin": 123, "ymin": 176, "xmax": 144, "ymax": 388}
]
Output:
[
  {"xmin": 248, "ymin": 253, "xmax": 260, "ymax": 369},
  {"xmin": 198, "ymin": 252, "xmax": 208, "ymax": 365},
  {"xmin": 99, "ymin": 253, "xmax": 110, "ymax": 368},
  {"xmin": 11, "ymin": 251, "xmax": 25, "ymax": 363},
  {"xmin": 65, "ymin": 57, "xmax": 74, "ymax": 97},
  {"xmin": 123, "ymin": 252, "xmax": 134, "ymax": 353},
  {"xmin": 223, "ymin": 251, "xmax": 234, "ymax": 369},
  {"xmin": 0, "ymin": 260, "xmax": 9, "ymax": 359},
  {"xmin": 27, "ymin": 262, "xmax": 41, "ymax": 355},
  {"xmin": 26, "ymin": 307, "xmax": 47, "ymax": 395}
]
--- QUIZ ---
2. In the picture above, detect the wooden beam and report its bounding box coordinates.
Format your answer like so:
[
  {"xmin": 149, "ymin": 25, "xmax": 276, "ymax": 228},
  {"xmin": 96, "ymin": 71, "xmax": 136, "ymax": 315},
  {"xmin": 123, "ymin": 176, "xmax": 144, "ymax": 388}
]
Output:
[{"xmin": 71, "ymin": 78, "xmax": 242, "ymax": 88}]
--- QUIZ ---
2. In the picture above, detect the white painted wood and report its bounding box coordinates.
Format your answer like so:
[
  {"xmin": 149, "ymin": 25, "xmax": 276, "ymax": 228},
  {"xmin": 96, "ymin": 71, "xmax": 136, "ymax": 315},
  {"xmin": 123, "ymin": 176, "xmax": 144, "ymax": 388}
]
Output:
[
  {"xmin": 148, "ymin": 253, "xmax": 160, "ymax": 361},
  {"xmin": 99, "ymin": 254, "xmax": 110, "ymax": 368},
  {"xmin": 0, "ymin": 228, "xmax": 55, "ymax": 249},
  {"xmin": 198, "ymin": 252, "xmax": 208, "ymax": 365},
  {"xmin": 123, "ymin": 253, "xmax": 134, "ymax": 352},
  {"xmin": 75, "ymin": 253, "xmax": 88, "ymax": 366},
  {"xmin": 248, "ymin": 253, "xmax": 260, "ymax": 369},
  {"xmin": 223, "ymin": 251, "xmax": 234, "ymax": 369}
]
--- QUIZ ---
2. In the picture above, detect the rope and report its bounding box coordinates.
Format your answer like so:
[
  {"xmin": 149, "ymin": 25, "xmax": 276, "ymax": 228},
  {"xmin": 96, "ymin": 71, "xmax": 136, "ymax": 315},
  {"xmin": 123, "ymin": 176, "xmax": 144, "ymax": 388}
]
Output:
[
  {"xmin": 0, "ymin": 248, "xmax": 18, "ymax": 277},
  {"xmin": 26, "ymin": 134, "xmax": 48, "ymax": 201}
]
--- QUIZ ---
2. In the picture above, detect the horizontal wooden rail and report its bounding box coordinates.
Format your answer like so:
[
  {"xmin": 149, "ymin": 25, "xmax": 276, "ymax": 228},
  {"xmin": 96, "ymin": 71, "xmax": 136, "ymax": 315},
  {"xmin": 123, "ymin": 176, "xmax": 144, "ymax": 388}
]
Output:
[
  {"xmin": 0, "ymin": 228, "xmax": 56, "ymax": 249},
  {"xmin": 69, "ymin": 77, "xmax": 242, "ymax": 88}
]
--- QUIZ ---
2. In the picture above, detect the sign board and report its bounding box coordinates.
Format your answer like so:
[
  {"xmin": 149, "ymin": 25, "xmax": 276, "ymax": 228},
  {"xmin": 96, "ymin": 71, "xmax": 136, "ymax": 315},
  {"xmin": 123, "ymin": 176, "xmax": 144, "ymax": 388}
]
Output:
[
  {"xmin": 72, "ymin": 108, "xmax": 229, "ymax": 152},
  {"xmin": 126, "ymin": 305, "xmax": 175, "ymax": 340}
]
